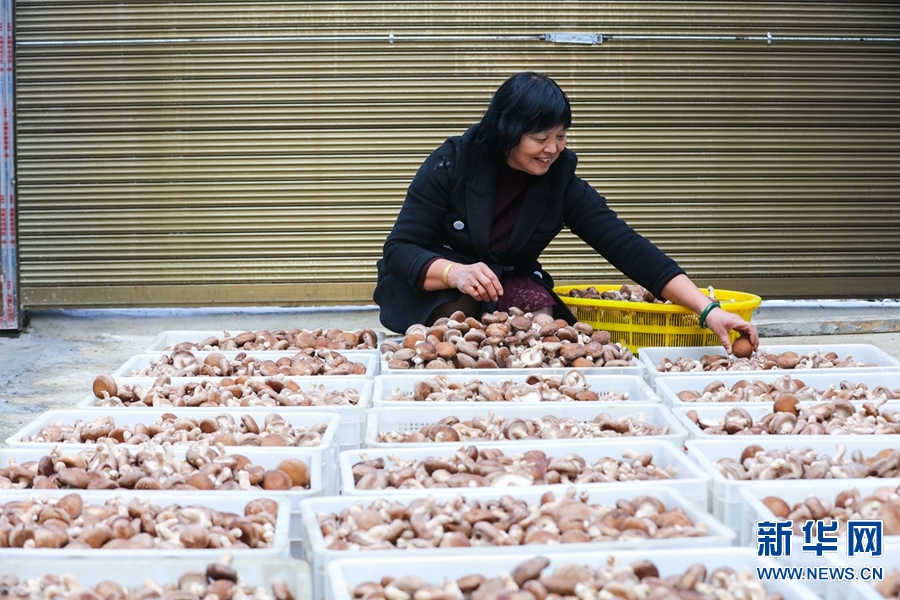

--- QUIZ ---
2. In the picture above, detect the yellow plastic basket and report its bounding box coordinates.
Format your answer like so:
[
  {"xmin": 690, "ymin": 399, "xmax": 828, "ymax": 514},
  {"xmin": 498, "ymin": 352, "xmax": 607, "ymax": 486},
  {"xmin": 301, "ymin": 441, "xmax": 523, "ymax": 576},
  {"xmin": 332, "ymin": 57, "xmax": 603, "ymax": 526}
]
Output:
[{"xmin": 554, "ymin": 284, "xmax": 762, "ymax": 355}]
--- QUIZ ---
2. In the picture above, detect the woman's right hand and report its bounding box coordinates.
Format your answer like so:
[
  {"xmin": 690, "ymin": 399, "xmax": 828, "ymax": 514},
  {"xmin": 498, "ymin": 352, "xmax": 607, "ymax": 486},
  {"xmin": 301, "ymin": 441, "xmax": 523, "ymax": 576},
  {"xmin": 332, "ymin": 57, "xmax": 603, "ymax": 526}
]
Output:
[
  {"xmin": 704, "ymin": 307, "xmax": 759, "ymax": 355},
  {"xmin": 450, "ymin": 262, "xmax": 503, "ymax": 302}
]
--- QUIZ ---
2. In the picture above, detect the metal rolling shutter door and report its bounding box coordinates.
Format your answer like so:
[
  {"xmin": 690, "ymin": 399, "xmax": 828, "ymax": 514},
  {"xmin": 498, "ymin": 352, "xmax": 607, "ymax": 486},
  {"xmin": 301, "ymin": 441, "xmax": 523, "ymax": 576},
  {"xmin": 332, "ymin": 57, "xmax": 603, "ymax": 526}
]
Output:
[{"xmin": 14, "ymin": 2, "xmax": 900, "ymax": 308}]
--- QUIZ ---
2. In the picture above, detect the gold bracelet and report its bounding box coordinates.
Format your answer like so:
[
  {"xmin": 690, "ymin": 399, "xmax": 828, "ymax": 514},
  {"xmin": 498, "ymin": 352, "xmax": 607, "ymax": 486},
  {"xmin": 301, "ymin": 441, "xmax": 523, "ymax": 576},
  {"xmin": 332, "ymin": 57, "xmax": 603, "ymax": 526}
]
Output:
[{"xmin": 442, "ymin": 262, "xmax": 455, "ymax": 287}]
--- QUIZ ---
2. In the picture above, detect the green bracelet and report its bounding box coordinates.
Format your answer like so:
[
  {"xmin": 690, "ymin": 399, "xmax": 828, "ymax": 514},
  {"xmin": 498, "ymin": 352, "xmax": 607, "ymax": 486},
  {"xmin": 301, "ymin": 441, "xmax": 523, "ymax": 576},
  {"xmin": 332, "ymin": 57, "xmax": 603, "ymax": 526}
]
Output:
[{"xmin": 698, "ymin": 301, "xmax": 721, "ymax": 329}]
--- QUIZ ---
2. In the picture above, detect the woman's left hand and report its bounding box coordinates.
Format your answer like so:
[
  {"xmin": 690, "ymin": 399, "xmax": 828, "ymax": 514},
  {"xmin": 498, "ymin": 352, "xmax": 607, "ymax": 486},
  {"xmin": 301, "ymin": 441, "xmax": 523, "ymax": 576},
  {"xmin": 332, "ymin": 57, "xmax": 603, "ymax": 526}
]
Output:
[{"xmin": 705, "ymin": 307, "xmax": 759, "ymax": 355}]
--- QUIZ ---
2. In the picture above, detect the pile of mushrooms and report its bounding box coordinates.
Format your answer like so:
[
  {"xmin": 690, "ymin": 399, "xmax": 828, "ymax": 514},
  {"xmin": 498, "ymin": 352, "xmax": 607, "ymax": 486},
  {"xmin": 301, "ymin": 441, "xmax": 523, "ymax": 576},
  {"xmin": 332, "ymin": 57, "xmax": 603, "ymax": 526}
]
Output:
[
  {"xmin": 381, "ymin": 370, "xmax": 631, "ymax": 403},
  {"xmin": 21, "ymin": 412, "xmax": 330, "ymax": 447},
  {"xmin": 165, "ymin": 327, "xmax": 378, "ymax": 351},
  {"xmin": 674, "ymin": 375, "xmax": 900, "ymax": 404},
  {"xmin": 352, "ymin": 446, "xmax": 675, "ymax": 490},
  {"xmin": 875, "ymin": 568, "xmax": 900, "ymax": 599},
  {"xmin": 347, "ymin": 555, "xmax": 784, "ymax": 600},
  {"xmin": 0, "ymin": 556, "xmax": 294, "ymax": 600},
  {"xmin": 91, "ymin": 375, "xmax": 361, "ymax": 408},
  {"xmin": 685, "ymin": 397, "xmax": 900, "ymax": 436},
  {"xmin": 0, "ymin": 441, "xmax": 311, "ymax": 492},
  {"xmin": 318, "ymin": 487, "xmax": 707, "ymax": 550},
  {"xmin": 760, "ymin": 484, "xmax": 900, "ymax": 536},
  {"xmin": 565, "ymin": 283, "xmax": 667, "ymax": 304},
  {"xmin": 658, "ymin": 349, "xmax": 878, "ymax": 373},
  {"xmin": 376, "ymin": 411, "xmax": 668, "ymax": 444},
  {"xmin": 381, "ymin": 309, "xmax": 635, "ymax": 370},
  {"xmin": 715, "ymin": 443, "xmax": 900, "ymax": 480},
  {"xmin": 126, "ymin": 348, "xmax": 368, "ymax": 378},
  {"xmin": 0, "ymin": 494, "xmax": 278, "ymax": 550}
]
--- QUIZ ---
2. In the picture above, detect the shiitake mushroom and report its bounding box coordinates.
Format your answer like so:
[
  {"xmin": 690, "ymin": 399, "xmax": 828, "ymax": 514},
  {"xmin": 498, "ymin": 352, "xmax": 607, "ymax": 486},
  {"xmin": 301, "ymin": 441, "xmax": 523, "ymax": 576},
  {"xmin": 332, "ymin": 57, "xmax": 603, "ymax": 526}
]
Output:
[{"xmin": 731, "ymin": 333, "xmax": 754, "ymax": 359}]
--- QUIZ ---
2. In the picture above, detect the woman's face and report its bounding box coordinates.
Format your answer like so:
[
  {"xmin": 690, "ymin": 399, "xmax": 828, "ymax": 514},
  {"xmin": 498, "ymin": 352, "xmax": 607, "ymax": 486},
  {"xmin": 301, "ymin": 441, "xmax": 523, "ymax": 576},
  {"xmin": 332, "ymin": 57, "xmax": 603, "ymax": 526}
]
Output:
[{"xmin": 506, "ymin": 125, "xmax": 568, "ymax": 175}]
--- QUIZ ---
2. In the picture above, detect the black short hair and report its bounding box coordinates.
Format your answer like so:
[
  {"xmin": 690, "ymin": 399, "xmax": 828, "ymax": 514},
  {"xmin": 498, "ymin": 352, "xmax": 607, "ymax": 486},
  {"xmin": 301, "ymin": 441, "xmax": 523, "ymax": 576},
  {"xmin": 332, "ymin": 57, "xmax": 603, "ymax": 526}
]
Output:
[{"xmin": 477, "ymin": 71, "xmax": 572, "ymax": 161}]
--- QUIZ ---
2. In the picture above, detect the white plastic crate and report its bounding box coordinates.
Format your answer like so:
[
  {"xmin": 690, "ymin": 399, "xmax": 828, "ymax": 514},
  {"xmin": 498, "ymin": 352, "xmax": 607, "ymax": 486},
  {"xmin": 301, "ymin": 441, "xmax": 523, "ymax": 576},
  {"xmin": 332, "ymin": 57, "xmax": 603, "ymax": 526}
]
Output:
[
  {"xmin": 672, "ymin": 401, "xmax": 900, "ymax": 440},
  {"xmin": 657, "ymin": 370, "xmax": 900, "ymax": 409},
  {"xmin": 0, "ymin": 490, "xmax": 291, "ymax": 558},
  {"xmin": 739, "ymin": 478, "xmax": 900, "ymax": 546},
  {"xmin": 372, "ymin": 372, "xmax": 662, "ymax": 407},
  {"xmin": 326, "ymin": 546, "xmax": 823, "ymax": 600},
  {"xmin": 685, "ymin": 437, "xmax": 900, "ymax": 533},
  {"xmin": 829, "ymin": 539, "xmax": 900, "ymax": 600},
  {"xmin": 364, "ymin": 402, "xmax": 689, "ymax": 448},
  {"xmin": 4, "ymin": 408, "xmax": 342, "ymax": 496},
  {"xmin": 300, "ymin": 484, "xmax": 734, "ymax": 600},
  {"xmin": 5, "ymin": 408, "xmax": 340, "ymax": 449},
  {"xmin": 0, "ymin": 557, "xmax": 311, "ymax": 600},
  {"xmin": 639, "ymin": 344, "xmax": 900, "ymax": 390},
  {"xmin": 75, "ymin": 376, "xmax": 373, "ymax": 453},
  {"xmin": 379, "ymin": 358, "xmax": 646, "ymax": 378},
  {"xmin": 147, "ymin": 329, "xmax": 384, "ymax": 352},
  {"xmin": 113, "ymin": 350, "xmax": 379, "ymax": 378},
  {"xmin": 338, "ymin": 439, "xmax": 710, "ymax": 510},
  {"xmin": 0, "ymin": 446, "xmax": 323, "ymax": 541}
]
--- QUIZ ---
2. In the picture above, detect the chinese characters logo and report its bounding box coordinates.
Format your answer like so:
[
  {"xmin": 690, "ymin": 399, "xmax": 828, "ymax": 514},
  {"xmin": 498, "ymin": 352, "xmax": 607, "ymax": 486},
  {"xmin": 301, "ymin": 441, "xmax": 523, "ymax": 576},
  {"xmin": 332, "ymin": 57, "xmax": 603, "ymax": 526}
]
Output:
[{"xmin": 757, "ymin": 520, "xmax": 882, "ymax": 557}]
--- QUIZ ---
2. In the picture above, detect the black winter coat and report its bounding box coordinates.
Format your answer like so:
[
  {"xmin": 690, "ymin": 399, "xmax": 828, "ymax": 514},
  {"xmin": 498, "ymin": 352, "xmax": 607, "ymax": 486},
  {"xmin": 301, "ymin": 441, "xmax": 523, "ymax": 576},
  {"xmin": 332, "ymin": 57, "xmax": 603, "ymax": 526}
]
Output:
[{"xmin": 374, "ymin": 124, "xmax": 685, "ymax": 334}]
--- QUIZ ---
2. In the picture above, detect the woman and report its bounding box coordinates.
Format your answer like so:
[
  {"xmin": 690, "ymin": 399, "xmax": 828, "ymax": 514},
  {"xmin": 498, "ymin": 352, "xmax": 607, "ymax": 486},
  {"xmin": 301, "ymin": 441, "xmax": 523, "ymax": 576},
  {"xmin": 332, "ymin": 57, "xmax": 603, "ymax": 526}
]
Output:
[{"xmin": 374, "ymin": 71, "xmax": 758, "ymax": 353}]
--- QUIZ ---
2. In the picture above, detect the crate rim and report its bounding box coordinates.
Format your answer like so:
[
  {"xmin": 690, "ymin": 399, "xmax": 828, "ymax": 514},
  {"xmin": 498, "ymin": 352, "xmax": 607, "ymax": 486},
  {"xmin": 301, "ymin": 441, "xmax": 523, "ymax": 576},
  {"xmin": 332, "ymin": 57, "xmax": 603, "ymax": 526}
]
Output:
[{"xmin": 554, "ymin": 284, "xmax": 762, "ymax": 314}]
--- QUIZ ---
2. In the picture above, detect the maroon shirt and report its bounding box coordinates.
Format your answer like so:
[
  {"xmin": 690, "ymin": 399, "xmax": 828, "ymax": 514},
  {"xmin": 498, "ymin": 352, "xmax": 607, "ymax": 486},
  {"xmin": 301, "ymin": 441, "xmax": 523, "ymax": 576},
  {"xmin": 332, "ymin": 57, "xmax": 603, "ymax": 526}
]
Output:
[
  {"xmin": 418, "ymin": 162, "xmax": 532, "ymax": 289},
  {"xmin": 489, "ymin": 161, "xmax": 533, "ymax": 253}
]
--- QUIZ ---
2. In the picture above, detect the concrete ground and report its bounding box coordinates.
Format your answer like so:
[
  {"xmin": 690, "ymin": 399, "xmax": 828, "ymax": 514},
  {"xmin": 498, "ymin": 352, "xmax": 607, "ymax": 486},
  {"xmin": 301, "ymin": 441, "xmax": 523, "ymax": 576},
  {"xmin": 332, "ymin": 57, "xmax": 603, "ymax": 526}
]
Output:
[{"xmin": 1, "ymin": 303, "xmax": 899, "ymax": 447}]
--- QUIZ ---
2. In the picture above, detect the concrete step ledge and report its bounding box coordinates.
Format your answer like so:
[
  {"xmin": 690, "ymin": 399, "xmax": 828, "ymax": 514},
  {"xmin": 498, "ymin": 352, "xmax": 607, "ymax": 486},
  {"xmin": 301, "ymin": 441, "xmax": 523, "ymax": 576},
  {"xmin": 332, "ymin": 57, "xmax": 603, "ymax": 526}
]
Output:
[
  {"xmin": 754, "ymin": 299, "xmax": 900, "ymax": 337},
  {"xmin": 20, "ymin": 299, "xmax": 900, "ymax": 338}
]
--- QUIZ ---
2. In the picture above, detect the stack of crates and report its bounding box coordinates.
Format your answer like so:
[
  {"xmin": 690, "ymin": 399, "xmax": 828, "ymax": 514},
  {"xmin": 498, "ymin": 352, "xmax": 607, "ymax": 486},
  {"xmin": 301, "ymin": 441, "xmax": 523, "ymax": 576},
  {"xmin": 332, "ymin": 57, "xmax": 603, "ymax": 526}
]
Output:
[
  {"xmin": 5, "ymin": 301, "xmax": 900, "ymax": 600},
  {"xmin": 0, "ymin": 326, "xmax": 384, "ymax": 600}
]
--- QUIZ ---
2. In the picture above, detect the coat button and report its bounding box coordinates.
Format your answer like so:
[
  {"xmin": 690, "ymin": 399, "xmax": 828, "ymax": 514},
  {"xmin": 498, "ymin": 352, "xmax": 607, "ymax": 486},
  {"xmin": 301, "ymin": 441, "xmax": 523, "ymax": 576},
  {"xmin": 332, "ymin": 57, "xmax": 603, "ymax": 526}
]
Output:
[{"xmin": 453, "ymin": 220, "xmax": 465, "ymax": 230}]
